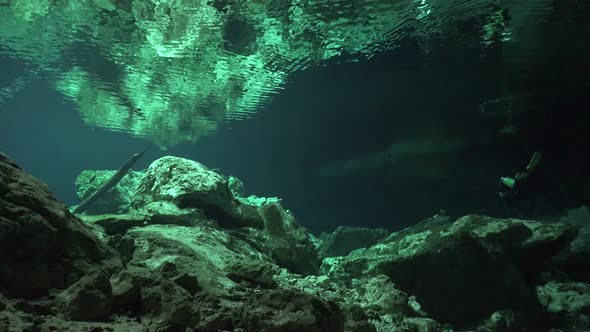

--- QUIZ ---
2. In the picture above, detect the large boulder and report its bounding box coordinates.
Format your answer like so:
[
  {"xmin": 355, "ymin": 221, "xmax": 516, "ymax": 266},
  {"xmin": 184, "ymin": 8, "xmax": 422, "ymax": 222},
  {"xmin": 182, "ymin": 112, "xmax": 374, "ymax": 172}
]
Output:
[
  {"xmin": 322, "ymin": 215, "xmax": 578, "ymax": 328},
  {"xmin": 226, "ymin": 202, "xmax": 321, "ymax": 276},
  {"xmin": 58, "ymin": 270, "xmax": 112, "ymax": 321},
  {"xmin": 138, "ymin": 275, "xmax": 199, "ymax": 330},
  {"xmin": 132, "ymin": 156, "xmax": 264, "ymax": 229},
  {"xmin": 120, "ymin": 224, "xmax": 270, "ymax": 296},
  {"xmin": 257, "ymin": 202, "xmax": 321, "ymax": 275},
  {"xmin": 0, "ymin": 153, "xmax": 120, "ymax": 298},
  {"xmin": 110, "ymin": 270, "xmax": 141, "ymax": 312}
]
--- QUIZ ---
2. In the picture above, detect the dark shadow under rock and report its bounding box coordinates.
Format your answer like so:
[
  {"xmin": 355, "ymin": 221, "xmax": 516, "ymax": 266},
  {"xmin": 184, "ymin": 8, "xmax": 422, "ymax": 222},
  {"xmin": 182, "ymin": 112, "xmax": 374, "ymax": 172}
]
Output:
[
  {"xmin": 552, "ymin": 224, "xmax": 590, "ymax": 282},
  {"xmin": 193, "ymin": 292, "xmax": 239, "ymax": 331},
  {"xmin": 58, "ymin": 270, "xmax": 112, "ymax": 321},
  {"xmin": 110, "ymin": 269, "xmax": 140, "ymax": 312},
  {"xmin": 173, "ymin": 273, "xmax": 201, "ymax": 296},
  {"xmin": 322, "ymin": 215, "xmax": 581, "ymax": 329},
  {"xmin": 140, "ymin": 279, "xmax": 198, "ymax": 328},
  {"xmin": 377, "ymin": 230, "xmax": 541, "ymax": 327},
  {"xmin": 81, "ymin": 202, "xmax": 208, "ymax": 236}
]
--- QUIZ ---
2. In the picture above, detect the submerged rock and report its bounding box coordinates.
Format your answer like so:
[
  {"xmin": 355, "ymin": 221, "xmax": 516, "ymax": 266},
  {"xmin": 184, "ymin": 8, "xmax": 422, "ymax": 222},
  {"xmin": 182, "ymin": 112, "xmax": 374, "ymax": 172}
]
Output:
[
  {"xmin": 322, "ymin": 214, "xmax": 580, "ymax": 329},
  {"xmin": 133, "ymin": 156, "xmax": 264, "ymax": 229},
  {"xmin": 319, "ymin": 226, "xmax": 389, "ymax": 258},
  {"xmin": 229, "ymin": 175, "xmax": 282, "ymax": 206},
  {"xmin": 0, "ymin": 152, "xmax": 120, "ymax": 298},
  {"xmin": 110, "ymin": 270, "xmax": 140, "ymax": 312},
  {"xmin": 552, "ymin": 224, "xmax": 590, "ymax": 279},
  {"xmin": 75, "ymin": 169, "xmax": 144, "ymax": 214},
  {"xmin": 80, "ymin": 203, "xmax": 208, "ymax": 236},
  {"xmin": 242, "ymin": 289, "xmax": 345, "ymax": 331},
  {"xmin": 58, "ymin": 270, "xmax": 112, "ymax": 321},
  {"xmin": 3, "ymin": 153, "xmax": 590, "ymax": 331},
  {"xmin": 535, "ymin": 281, "xmax": 590, "ymax": 330},
  {"xmin": 257, "ymin": 202, "xmax": 321, "ymax": 275},
  {"xmin": 227, "ymin": 260, "xmax": 277, "ymax": 289},
  {"xmin": 121, "ymin": 224, "xmax": 267, "ymax": 295},
  {"xmin": 79, "ymin": 156, "xmax": 320, "ymax": 276}
]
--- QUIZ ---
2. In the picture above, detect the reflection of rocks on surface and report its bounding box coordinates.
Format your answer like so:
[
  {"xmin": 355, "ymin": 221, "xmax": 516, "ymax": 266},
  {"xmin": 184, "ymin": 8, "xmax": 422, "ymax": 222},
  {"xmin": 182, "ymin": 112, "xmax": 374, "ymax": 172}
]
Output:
[
  {"xmin": 1, "ymin": 0, "xmax": 518, "ymax": 147},
  {"xmin": 2, "ymin": 154, "xmax": 590, "ymax": 331}
]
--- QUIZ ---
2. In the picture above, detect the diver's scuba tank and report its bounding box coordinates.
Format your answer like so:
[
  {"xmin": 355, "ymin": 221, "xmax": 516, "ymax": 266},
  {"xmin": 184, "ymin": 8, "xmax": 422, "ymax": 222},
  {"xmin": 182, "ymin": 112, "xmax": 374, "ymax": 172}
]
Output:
[
  {"xmin": 498, "ymin": 151, "xmax": 543, "ymax": 201},
  {"xmin": 500, "ymin": 176, "xmax": 517, "ymax": 189}
]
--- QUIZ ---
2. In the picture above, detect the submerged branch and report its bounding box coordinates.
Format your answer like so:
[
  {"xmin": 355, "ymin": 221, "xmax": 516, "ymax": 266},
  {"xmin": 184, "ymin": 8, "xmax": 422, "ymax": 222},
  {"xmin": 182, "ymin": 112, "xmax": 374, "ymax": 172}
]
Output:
[{"xmin": 72, "ymin": 150, "xmax": 145, "ymax": 214}]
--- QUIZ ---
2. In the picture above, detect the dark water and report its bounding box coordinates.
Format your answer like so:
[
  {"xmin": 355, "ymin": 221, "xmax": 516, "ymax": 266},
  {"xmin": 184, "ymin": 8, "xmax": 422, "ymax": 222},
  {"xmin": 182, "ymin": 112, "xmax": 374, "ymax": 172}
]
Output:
[{"xmin": 1, "ymin": 0, "xmax": 590, "ymax": 234}]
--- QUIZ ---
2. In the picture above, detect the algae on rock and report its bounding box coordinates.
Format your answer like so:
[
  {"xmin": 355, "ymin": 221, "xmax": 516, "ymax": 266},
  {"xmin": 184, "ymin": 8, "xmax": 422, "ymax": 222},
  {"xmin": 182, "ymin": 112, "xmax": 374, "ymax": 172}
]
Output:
[
  {"xmin": 2, "ymin": 153, "xmax": 590, "ymax": 331},
  {"xmin": 75, "ymin": 170, "xmax": 144, "ymax": 214}
]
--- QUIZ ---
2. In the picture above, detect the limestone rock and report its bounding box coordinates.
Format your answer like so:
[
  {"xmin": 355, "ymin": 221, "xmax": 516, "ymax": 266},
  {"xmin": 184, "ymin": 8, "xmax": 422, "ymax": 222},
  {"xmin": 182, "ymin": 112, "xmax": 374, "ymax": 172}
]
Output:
[
  {"xmin": 75, "ymin": 169, "xmax": 144, "ymax": 214},
  {"xmin": 229, "ymin": 175, "xmax": 282, "ymax": 207},
  {"xmin": 110, "ymin": 270, "xmax": 140, "ymax": 311},
  {"xmin": 242, "ymin": 289, "xmax": 345, "ymax": 331},
  {"xmin": 559, "ymin": 205, "xmax": 590, "ymax": 225},
  {"xmin": 319, "ymin": 226, "xmax": 389, "ymax": 258},
  {"xmin": 257, "ymin": 202, "xmax": 321, "ymax": 275},
  {"xmin": 140, "ymin": 278, "xmax": 198, "ymax": 329},
  {"xmin": 172, "ymin": 273, "xmax": 201, "ymax": 296},
  {"xmin": 356, "ymin": 275, "xmax": 419, "ymax": 316},
  {"xmin": 536, "ymin": 281, "xmax": 590, "ymax": 331},
  {"xmin": 340, "ymin": 303, "xmax": 377, "ymax": 332},
  {"xmin": 393, "ymin": 317, "xmax": 444, "ymax": 332},
  {"xmin": 82, "ymin": 213, "xmax": 150, "ymax": 235},
  {"xmin": 552, "ymin": 224, "xmax": 590, "ymax": 279},
  {"xmin": 322, "ymin": 215, "xmax": 578, "ymax": 328},
  {"xmin": 193, "ymin": 292, "xmax": 240, "ymax": 331},
  {"xmin": 0, "ymin": 152, "xmax": 120, "ymax": 298},
  {"xmin": 121, "ymin": 224, "xmax": 268, "ymax": 295},
  {"xmin": 58, "ymin": 270, "xmax": 112, "ymax": 321},
  {"xmin": 80, "ymin": 203, "xmax": 208, "ymax": 236},
  {"xmin": 228, "ymin": 175, "xmax": 246, "ymax": 197},
  {"xmin": 132, "ymin": 156, "xmax": 264, "ymax": 229},
  {"xmin": 226, "ymin": 260, "xmax": 277, "ymax": 289},
  {"xmin": 4, "ymin": 154, "xmax": 590, "ymax": 331},
  {"xmin": 476, "ymin": 310, "xmax": 517, "ymax": 332}
]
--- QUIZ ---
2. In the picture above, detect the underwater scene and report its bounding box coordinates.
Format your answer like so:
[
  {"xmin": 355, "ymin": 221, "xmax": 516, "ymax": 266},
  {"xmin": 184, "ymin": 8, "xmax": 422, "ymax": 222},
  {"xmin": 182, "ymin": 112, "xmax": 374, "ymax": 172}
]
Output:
[{"xmin": 1, "ymin": 0, "xmax": 590, "ymax": 331}]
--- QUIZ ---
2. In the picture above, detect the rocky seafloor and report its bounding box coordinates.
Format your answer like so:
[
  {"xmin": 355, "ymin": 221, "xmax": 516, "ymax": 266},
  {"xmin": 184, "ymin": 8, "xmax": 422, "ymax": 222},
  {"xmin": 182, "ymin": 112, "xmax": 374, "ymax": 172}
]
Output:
[{"xmin": 1, "ymin": 153, "xmax": 589, "ymax": 332}]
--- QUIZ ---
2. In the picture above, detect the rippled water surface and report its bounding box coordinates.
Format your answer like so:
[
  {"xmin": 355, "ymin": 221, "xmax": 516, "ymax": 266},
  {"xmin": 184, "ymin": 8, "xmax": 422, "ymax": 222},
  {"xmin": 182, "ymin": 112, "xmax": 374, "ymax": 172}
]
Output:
[{"xmin": 0, "ymin": 0, "xmax": 568, "ymax": 147}]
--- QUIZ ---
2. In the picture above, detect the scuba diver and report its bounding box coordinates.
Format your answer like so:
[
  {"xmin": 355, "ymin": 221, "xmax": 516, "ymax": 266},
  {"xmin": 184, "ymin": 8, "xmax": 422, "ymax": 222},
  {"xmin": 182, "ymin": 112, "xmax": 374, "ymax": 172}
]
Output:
[{"xmin": 498, "ymin": 151, "xmax": 544, "ymax": 217}]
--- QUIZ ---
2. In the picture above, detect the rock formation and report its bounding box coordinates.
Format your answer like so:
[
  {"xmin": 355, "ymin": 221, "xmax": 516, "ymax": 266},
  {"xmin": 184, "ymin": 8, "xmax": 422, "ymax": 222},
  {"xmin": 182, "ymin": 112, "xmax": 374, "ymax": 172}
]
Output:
[{"xmin": 1, "ymin": 153, "xmax": 589, "ymax": 331}]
